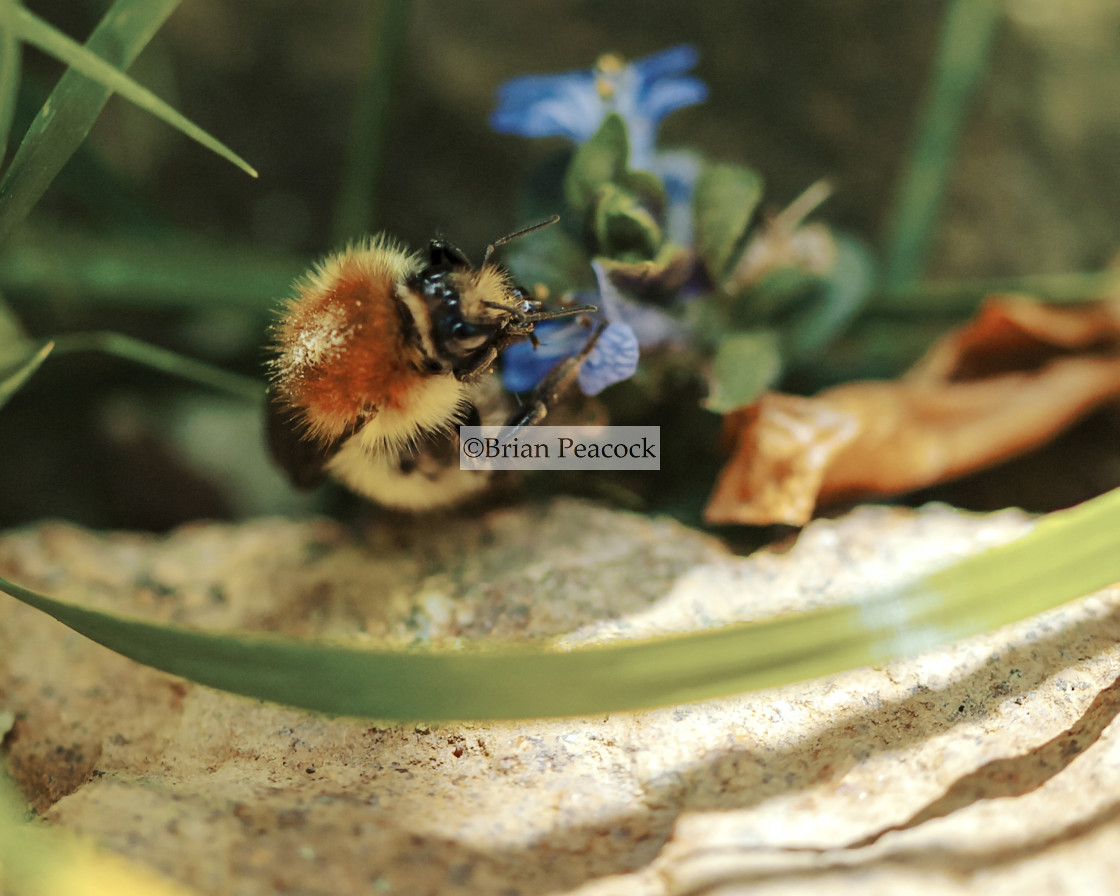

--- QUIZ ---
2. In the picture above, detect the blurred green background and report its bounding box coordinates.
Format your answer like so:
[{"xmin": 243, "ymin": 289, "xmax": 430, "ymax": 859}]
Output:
[{"xmin": 3, "ymin": 0, "xmax": 1120, "ymax": 529}]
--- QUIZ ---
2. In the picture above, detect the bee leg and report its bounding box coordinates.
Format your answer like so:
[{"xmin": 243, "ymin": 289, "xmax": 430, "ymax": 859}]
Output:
[
  {"xmin": 455, "ymin": 345, "xmax": 500, "ymax": 383},
  {"xmin": 500, "ymin": 323, "xmax": 606, "ymax": 441}
]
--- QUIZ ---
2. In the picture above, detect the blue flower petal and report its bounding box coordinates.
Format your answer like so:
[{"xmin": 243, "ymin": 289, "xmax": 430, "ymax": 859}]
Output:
[
  {"xmin": 591, "ymin": 259, "xmax": 686, "ymax": 348},
  {"xmin": 501, "ymin": 341, "xmax": 556, "ymax": 393},
  {"xmin": 631, "ymin": 45, "xmax": 701, "ymax": 81},
  {"xmin": 579, "ymin": 322, "xmax": 640, "ymax": 396},
  {"xmin": 650, "ymin": 149, "xmax": 703, "ymax": 244},
  {"xmin": 638, "ymin": 76, "xmax": 708, "ymax": 126},
  {"xmin": 500, "ymin": 320, "xmax": 588, "ymax": 393},
  {"xmin": 591, "ymin": 260, "xmax": 625, "ymax": 321},
  {"xmin": 491, "ymin": 72, "xmax": 602, "ymax": 140},
  {"xmin": 491, "ymin": 45, "xmax": 707, "ymax": 154},
  {"xmin": 653, "ymin": 150, "xmax": 702, "ymax": 202}
]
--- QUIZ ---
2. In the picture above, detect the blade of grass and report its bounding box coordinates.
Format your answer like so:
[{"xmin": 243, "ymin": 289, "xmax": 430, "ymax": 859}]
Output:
[
  {"xmin": 0, "ymin": 290, "xmax": 26, "ymax": 352},
  {"xmin": 0, "ymin": 0, "xmax": 180, "ymax": 247},
  {"xmin": 877, "ymin": 269, "xmax": 1120, "ymax": 315},
  {"xmin": 0, "ymin": 772, "xmax": 200, "ymax": 896},
  {"xmin": 13, "ymin": 6, "xmax": 256, "ymax": 178},
  {"xmin": 0, "ymin": 338, "xmax": 51, "ymax": 409},
  {"xmin": 0, "ymin": 1, "xmax": 20, "ymax": 162},
  {"xmin": 0, "ymin": 486, "xmax": 1117, "ymax": 721},
  {"xmin": 0, "ymin": 226, "xmax": 304, "ymax": 312},
  {"xmin": 331, "ymin": 0, "xmax": 411, "ymax": 243},
  {"xmin": 881, "ymin": 0, "xmax": 1001, "ymax": 291},
  {"xmin": 50, "ymin": 331, "xmax": 264, "ymax": 400}
]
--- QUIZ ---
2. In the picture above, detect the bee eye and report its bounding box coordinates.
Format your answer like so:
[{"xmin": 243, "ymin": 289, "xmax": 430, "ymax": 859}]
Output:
[{"xmin": 442, "ymin": 318, "xmax": 490, "ymax": 352}]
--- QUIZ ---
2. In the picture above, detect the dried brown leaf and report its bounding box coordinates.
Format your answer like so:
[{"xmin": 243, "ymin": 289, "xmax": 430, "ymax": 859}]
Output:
[{"xmin": 705, "ymin": 296, "xmax": 1120, "ymax": 526}]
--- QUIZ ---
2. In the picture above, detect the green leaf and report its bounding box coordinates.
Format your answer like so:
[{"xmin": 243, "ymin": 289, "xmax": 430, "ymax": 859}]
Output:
[
  {"xmin": 2, "ymin": 486, "xmax": 1120, "ymax": 720},
  {"xmin": 0, "ymin": 339, "xmax": 52, "ymax": 411},
  {"xmin": 505, "ymin": 224, "xmax": 595, "ymax": 298},
  {"xmin": 784, "ymin": 234, "xmax": 877, "ymax": 361},
  {"xmin": 592, "ymin": 182, "xmax": 661, "ymax": 261},
  {"xmin": 0, "ymin": 0, "xmax": 181, "ymax": 247},
  {"xmin": 693, "ymin": 162, "xmax": 763, "ymax": 281},
  {"xmin": 564, "ymin": 112, "xmax": 629, "ymax": 219},
  {"xmin": 728, "ymin": 266, "xmax": 819, "ymax": 329},
  {"xmin": 619, "ymin": 167, "xmax": 667, "ymax": 219},
  {"xmin": 703, "ymin": 329, "xmax": 782, "ymax": 413}
]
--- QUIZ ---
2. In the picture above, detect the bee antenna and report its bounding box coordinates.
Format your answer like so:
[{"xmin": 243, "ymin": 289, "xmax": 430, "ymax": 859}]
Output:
[{"xmin": 480, "ymin": 215, "xmax": 560, "ymax": 268}]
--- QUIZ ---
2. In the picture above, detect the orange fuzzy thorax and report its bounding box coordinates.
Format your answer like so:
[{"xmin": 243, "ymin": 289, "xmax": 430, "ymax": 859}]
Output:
[{"xmin": 271, "ymin": 239, "xmax": 426, "ymax": 442}]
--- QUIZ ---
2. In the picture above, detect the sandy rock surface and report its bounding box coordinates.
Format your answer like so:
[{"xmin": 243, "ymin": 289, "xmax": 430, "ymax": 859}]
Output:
[{"xmin": 1, "ymin": 499, "xmax": 1118, "ymax": 895}]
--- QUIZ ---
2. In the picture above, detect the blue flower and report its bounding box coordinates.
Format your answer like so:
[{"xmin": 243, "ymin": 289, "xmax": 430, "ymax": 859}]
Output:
[
  {"xmin": 501, "ymin": 318, "xmax": 590, "ymax": 394},
  {"xmin": 501, "ymin": 262, "xmax": 685, "ymax": 398},
  {"xmin": 491, "ymin": 45, "xmax": 707, "ymax": 171},
  {"xmin": 502, "ymin": 318, "xmax": 640, "ymax": 398},
  {"xmin": 577, "ymin": 319, "xmax": 640, "ymax": 396}
]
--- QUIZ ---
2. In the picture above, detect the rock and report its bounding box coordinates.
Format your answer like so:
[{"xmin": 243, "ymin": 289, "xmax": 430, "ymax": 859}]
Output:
[{"xmin": 1, "ymin": 499, "xmax": 1118, "ymax": 895}]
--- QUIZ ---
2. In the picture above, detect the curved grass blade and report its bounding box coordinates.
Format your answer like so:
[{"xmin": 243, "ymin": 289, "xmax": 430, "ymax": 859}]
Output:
[
  {"xmin": 14, "ymin": 6, "xmax": 256, "ymax": 178},
  {"xmin": 331, "ymin": 0, "xmax": 411, "ymax": 243},
  {"xmin": 881, "ymin": 0, "xmax": 1000, "ymax": 290},
  {"xmin": 0, "ymin": 0, "xmax": 181, "ymax": 247},
  {"xmin": 50, "ymin": 331, "xmax": 263, "ymax": 401},
  {"xmin": 877, "ymin": 270, "xmax": 1120, "ymax": 315},
  {"xmin": 0, "ymin": 226, "xmax": 303, "ymax": 313},
  {"xmin": 0, "ymin": 331, "xmax": 259, "ymax": 406},
  {"xmin": 0, "ymin": 773, "xmax": 200, "ymax": 896},
  {"xmin": 0, "ymin": 338, "xmax": 51, "ymax": 410},
  {"xmin": 0, "ymin": 3, "xmax": 21, "ymax": 162},
  {"xmin": 0, "ymin": 291, "xmax": 27, "ymax": 359},
  {"xmin": 1, "ymin": 488, "xmax": 1118, "ymax": 721}
]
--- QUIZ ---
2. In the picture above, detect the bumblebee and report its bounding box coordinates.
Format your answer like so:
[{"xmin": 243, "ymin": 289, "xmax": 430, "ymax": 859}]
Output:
[{"xmin": 266, "ymin": 217, "xmax": 597, "ymax": 509}]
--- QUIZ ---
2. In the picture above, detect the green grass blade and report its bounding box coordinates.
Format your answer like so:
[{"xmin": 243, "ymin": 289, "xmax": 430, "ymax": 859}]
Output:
[
  {"xmin": 50, "ymin": 331, "xmax": 264, "ymax": 400},
  {"xmin": 877, "ymin": 269, "xmax": 1120, "ymax": 315},
  {"xmin": 0, "ymin": 338, "xmax": 51, "ymax": 409},
  {"xmin": 331, "ymin": 0, "xmax": 411, "ymax": 243},
  {"xmin": 0, "ymin": 290, "xmax": 27, "ymax": 360},
  {"xmin": 0, "ymin": 763, "xmax": 196, "ymax": 896},
  {"xmin": 881, "ymin": 0, "xmax": 1001, "ymax": 291},
  {"xmin": 0, "ymin": 326, "xmax": 260, "ymax": 412},
  {"xmin": 0, "ymin": 772, "xmax": 47, "ymax": 894},
  {"xmin": 14, "ymin": 6, "xmax": 256, "ymax": 178},
  {"xmin": 0, "ymin": 226, "xmax": 304, "ymax": 312},
  {"xmin": 1, "ymin": 487, "xmax": 1118, "ymax": 721},
  {"xmin": 0, "ymin": 3, "xmax": 21, "ymax": 163},
  {"xmin": 0, "ymin": 0, "xmax": 180, "ymax": 247}
]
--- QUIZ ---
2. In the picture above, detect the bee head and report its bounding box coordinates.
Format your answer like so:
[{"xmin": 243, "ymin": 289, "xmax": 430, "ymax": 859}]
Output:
[
  {"xmin": 405, "ymin": 239, "xmax": 508, "ymax": 373},
  {"xmin": 402, "ymin": 217, "xmax": 595, "ymax": 378}
]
